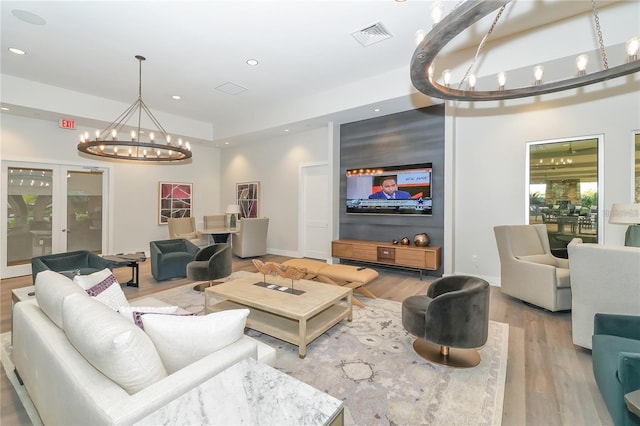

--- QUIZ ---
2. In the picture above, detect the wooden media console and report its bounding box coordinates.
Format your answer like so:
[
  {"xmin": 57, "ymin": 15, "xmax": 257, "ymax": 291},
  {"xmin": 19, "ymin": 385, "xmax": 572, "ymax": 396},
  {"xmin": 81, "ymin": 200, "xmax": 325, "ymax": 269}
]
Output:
[{"xmin": 331, "ymin": 239, "xmax": 441, "ymax": 278}]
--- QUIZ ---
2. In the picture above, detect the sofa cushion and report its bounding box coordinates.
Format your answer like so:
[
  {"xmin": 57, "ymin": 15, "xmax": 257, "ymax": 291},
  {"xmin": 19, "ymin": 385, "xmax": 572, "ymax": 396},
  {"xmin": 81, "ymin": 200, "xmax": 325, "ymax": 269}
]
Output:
[
  {"xmin": 34, "ymin": 270, "xmax": 86, "ymax": 329},
  {"xmin": 118, "ymin": 306, "xmax": 180, "ymax": 328},
  {"xmin": 141, "ymin": 309, "xmax": 250, "ymax": 374},
  {"xmin": 62, "ymin": 292, "xmax": 167, "ymax": 394},
  {"xmin": 73, "ymin": 268, "xmax": 129, "ymax": 310},
  {"xmin": 556, "ymin": 268, "xmax": 571, "ymax": 289}
]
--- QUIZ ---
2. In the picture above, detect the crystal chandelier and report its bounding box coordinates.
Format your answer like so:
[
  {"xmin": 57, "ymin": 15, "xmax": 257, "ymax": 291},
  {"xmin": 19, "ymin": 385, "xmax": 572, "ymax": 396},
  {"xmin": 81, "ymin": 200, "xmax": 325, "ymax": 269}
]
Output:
[
  {"xmin": 410, "ymin": 0, "xmax": 640, "ymax": 102},
  {"xmin": 77, "ymin": 55, "xmax": 192, "ymax": 161}
]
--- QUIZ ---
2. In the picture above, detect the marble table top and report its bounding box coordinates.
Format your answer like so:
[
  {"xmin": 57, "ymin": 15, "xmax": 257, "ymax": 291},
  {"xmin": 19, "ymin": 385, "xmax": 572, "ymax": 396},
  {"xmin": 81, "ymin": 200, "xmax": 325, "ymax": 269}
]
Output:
[{"xmin": 134, "ymin": 357, "xmax": 343, "ymax": 425}]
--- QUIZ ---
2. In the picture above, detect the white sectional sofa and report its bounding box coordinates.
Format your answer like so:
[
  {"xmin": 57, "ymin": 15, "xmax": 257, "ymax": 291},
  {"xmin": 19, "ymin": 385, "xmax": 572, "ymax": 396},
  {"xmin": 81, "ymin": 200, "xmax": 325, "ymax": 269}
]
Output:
[
  {"xmin": 567, "ymin": 238, "xmax": 640, "ymax": 349},
  {"xmin": 12, "ymin": 270, "xmax": 275, "ymax": 425}
]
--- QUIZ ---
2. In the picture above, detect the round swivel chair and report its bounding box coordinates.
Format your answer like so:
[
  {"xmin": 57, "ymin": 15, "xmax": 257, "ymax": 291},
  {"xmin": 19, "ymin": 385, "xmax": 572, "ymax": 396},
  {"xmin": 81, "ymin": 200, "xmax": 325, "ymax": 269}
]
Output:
[{"xmin": 402, "ymin": 275, "xmax": 490, "ymax": 368}]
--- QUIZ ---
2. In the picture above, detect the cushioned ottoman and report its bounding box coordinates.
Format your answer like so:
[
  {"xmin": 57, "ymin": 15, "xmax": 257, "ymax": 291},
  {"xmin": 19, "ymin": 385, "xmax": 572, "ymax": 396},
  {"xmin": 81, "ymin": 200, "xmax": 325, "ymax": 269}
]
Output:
[{"xmin": 282, "ymin": 259, "xmax": 378, "ymax": 307}]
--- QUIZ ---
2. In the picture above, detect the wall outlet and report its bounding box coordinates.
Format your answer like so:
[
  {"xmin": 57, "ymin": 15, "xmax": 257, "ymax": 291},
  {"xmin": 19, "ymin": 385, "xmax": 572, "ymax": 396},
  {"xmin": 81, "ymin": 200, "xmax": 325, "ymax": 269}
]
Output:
[{"xmin": 471, "ymin": 254, "xmax": 478, "ymax": 263}]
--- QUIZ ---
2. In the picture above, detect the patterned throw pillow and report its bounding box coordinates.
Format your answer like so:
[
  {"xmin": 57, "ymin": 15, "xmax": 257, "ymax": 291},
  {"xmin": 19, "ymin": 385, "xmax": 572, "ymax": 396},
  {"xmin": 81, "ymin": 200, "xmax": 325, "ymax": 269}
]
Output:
[{"xmin": 74, "ymin": 268, "xmax": 129, "ymax": 310}]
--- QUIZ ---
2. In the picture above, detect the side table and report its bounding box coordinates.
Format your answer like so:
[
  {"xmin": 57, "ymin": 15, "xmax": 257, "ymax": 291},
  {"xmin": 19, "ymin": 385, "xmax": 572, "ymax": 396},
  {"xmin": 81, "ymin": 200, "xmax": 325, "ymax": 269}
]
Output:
[
  {"xmin": 103, "ymin": 252, "xmax": 146, "ymax": 287},
  {"xmin": 134, "ymin": 357, "xmax": 344, "ymax": 426}
]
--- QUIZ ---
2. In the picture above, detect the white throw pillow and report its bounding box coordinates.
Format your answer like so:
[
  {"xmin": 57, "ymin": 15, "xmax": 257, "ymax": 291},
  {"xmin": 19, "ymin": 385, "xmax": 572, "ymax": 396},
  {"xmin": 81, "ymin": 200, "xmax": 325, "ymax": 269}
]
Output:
[
  {"xmin": 62, "ymin": 293, "xmax": 167, "ymax": 394},
  {"xmin": 35, "ymin": 270, "xmax": 86, "ymax": 329},
  {"xmin": 118, "ymin": 306, "xmax": 180, "ymax": 328},
  {"xmin": 74, "ymin": 268, "xmax": 129, "ymax": 310},
  {"xmin": 142, "ymin": 309, "xmax": 250, "ymax": 374}
]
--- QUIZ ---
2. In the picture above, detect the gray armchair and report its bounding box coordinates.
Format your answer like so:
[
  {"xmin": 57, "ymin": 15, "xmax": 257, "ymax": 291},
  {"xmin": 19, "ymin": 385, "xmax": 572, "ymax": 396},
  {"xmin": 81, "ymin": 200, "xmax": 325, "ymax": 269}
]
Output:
[
  {"xmin": 31, "ymin": 250, "xmax": 114, "ymax": 284},
  {"xmin": 402, "ymin": 275, "xmax": 490, "ymax": 368},
  {"xmin": 187, "ymin": 243, "xmax": 232, "ymax": 288},
  {"xmin": 231, "ymin": 217, "xmax": 269, "ymax": 258},
  {"xmin": 149, "ymin": 239, "xmax": 199, "ymax": 281},
  {"xmin": 494, "ymin": 224, "xmax": 571, "ymax": 312}
]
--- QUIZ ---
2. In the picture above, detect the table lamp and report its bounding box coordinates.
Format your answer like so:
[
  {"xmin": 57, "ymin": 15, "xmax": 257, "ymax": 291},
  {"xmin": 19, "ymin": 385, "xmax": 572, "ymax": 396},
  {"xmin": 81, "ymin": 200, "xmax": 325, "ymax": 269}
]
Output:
[
  {"xmin": 225, "ymin": 204, "xmax": 241, "ymax": 229},
  {"xmin": 609, "ymin": 203, "xmax": 640, "ymax": 247}
]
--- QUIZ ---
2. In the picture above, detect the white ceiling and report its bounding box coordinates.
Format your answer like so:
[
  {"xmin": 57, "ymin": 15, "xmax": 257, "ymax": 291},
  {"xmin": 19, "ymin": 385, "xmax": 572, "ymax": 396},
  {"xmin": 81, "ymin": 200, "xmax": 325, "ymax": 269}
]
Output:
[{"xmin": 0, "ymin": 0, "xmax": 624, "ymax": 145}]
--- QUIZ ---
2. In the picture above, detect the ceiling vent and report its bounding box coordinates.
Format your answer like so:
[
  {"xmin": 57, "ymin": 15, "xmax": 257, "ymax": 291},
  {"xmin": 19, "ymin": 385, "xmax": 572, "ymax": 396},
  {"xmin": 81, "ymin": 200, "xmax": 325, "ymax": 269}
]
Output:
[
  {"xmin": 351, "ymin": 22, "xmax": 392, "ymax": 47},
  {"xmin": 215, "ymin": 82, "xmax": 248, "ymax": 95}
]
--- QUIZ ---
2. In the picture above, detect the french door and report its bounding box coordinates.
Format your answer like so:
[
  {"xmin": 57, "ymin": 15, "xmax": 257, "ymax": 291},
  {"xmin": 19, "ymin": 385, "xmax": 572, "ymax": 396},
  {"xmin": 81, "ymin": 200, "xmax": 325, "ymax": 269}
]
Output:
[{"xmin": 2, "ymin": 161, "xmax": 109, "ymax": 278}]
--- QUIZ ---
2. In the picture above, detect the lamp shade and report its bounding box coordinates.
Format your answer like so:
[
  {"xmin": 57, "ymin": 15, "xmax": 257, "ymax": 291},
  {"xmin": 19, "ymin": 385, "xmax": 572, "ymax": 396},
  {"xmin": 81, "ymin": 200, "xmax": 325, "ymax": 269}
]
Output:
[
  {"xmin": 609, "ymin": 203, "xmax": 640, "ymax": 224},
  {"xmin": 225, "ymin": 204, "xmax": 241, "ymax": 214}
]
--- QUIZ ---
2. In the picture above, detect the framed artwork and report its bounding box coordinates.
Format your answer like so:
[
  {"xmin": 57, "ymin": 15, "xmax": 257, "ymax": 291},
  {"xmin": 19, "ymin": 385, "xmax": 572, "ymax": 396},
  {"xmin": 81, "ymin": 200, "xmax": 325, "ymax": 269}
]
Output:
[
  {"xmin": 158, "ymin": 182, "xmax": 192, "ymax": 224},
  {"xmin": 236, "ymin": 181, "xmax": 260, "ymax": 218}
]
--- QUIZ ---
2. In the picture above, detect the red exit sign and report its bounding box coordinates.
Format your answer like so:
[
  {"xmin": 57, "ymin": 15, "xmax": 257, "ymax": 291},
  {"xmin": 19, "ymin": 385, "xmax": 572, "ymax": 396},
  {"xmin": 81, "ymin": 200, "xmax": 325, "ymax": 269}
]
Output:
[{"xmin": 59, "ymin": 119, "xmax": 76, "ymax": 129}]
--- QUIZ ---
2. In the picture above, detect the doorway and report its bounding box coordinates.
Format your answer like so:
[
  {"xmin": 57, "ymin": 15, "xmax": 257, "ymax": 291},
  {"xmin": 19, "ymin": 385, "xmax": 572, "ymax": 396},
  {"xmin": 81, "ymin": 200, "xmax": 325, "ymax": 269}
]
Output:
[
  {"xmin": 299, "ymin": 162, "xmax": 330, "ymax": 260},
  {"xmin": 2, "ymin": 161, "xmax": 108, "ymax": 278}
]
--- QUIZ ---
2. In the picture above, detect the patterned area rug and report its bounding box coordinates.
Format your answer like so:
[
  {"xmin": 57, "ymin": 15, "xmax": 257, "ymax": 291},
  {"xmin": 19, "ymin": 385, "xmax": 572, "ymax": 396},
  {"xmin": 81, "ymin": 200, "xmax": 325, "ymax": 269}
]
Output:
[{"xmin": 150, "ymin": 274, "xmax": 509, "ymax": 426}]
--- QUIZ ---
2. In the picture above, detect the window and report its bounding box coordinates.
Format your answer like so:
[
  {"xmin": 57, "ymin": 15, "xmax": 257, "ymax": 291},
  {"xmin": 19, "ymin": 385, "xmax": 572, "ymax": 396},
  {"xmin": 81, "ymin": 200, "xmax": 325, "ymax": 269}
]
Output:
[{"xmin": 527, "ymin": 135, "xmax": 602, "ymax": 254}]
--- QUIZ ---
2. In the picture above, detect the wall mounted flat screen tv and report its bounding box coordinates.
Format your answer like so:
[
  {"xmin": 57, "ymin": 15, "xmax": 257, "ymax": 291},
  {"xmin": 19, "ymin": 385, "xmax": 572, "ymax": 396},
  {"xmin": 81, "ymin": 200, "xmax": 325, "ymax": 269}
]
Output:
[{"xmin": 346, "ymin": 163, "xmax": 432, "ymax": 215}]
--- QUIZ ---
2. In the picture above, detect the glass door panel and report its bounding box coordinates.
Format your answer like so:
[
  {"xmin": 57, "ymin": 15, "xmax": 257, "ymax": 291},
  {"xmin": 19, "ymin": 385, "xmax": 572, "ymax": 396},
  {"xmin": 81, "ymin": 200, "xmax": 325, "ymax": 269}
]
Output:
[
  {"xmin": 65, "ymin": 170, "xmax": 104, "ymax": 252},
  {"xmin": 527, "ymin": 136, "xmax": 602, "ymax": 256},
  {"xmin": 6, "ymin": 166, "xmax": 53, "ymax": 266}
]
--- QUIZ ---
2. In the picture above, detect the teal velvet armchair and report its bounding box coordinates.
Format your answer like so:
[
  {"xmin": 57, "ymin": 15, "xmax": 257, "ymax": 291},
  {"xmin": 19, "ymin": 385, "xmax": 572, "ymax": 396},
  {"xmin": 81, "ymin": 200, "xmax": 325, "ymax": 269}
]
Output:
[
  {"xmin": 592, "ymin": 313, "xmax": 640, "ymax": 426},
  {"xmin": 31, "ymin": 250, "xmax": 114, "ymax": 284},
  {"xmin": 150, "ymin": 239, "xmax": 199, "ymax": 281}
]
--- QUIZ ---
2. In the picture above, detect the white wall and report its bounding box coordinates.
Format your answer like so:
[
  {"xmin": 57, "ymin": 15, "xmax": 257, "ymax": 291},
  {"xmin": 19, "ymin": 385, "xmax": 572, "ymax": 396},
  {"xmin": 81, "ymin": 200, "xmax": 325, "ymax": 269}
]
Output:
[
  {"xmin": 449, "ymin": 86, "xmax": 640, "ymax": 283},
  {"xmin": 1, "ymin": 114, "xmax": 221, "ymax": 260},
  {"xmin": 220, "ymin": 127, "xmax": 330, "ymax": 257}
]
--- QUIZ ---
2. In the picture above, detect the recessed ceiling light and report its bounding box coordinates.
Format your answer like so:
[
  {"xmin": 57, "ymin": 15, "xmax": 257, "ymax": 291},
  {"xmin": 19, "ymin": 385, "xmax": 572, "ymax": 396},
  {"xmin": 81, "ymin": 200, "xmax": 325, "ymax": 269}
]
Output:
[
  {"xmin": 224, "ymin": 142, "xmax": 230, "ymax": 145},
  {"xmin": 284, "ymin": 129, "xmax": 289, "ymax": 132},
  {"xmin": 374, "ymin": 108, "xmax": 381, "ymax": 112},
  {"xmin": 8, "ymin": 47, "xmax": 26, "ymax": 55},
  {"xmin": 1, "ymin": 107, "xmax": 9, "ymax": 111},
  {"xmin": 246, "ymin": 59, "xmax": 259, "ymax": 66},
  {"xmin": 172, "ymin": 95, "xmax": 181, "ymax": 100}
]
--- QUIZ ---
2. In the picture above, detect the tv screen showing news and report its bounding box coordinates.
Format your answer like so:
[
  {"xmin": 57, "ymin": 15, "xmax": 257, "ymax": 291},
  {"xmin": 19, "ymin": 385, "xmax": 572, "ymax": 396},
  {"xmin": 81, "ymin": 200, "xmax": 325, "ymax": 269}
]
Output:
[{"xmin": 346, "ymin": 163, "xmax": 432, "ymax": 215}]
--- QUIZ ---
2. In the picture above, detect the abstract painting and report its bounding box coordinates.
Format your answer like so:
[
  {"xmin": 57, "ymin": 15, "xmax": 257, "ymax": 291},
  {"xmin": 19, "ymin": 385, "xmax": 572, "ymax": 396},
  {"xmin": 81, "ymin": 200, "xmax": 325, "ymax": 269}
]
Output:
[
  {"xmin": 236, "ymin": 182, "xmax": 259, "ymax": 218},
  {"xmin": 159, "ymin": 182, "xmax": 192, "ymax": 224}
]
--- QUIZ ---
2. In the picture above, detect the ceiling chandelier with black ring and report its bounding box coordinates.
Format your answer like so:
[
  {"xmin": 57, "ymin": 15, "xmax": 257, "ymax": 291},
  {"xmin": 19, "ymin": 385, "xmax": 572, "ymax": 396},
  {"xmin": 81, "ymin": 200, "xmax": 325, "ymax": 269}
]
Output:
[
  {"xmin": 410, "ymin": 0, "xmax": 640, "ymax": 102},
  {"xmin": 77, "ymin": 55, "xmax": 192, "ymax": 162}
]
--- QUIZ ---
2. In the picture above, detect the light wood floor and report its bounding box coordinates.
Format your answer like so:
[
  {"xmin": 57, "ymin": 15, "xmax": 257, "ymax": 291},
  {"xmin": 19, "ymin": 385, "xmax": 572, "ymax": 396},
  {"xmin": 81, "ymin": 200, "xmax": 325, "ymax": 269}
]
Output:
[{"xmin": 1, "ymin": 255, "xmax": 612, "ymax": 425}]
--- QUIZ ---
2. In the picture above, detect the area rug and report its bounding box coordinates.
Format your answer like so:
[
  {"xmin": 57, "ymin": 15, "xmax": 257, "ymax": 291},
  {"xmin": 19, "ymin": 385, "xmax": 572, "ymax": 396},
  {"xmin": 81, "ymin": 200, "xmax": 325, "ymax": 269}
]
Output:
[
  {"xmin": 150, "ymin": 276, "xmax": 509, "ymax": 426},
  {"xmin": 2, "ymin": 273, "xmax": 508, "ymax": 426}
]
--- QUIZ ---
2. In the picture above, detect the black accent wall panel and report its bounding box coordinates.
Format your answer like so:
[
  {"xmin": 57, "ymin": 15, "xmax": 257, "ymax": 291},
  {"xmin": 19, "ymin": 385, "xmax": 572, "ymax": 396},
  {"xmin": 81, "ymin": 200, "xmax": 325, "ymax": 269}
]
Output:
[{"xmin": 339, "ymin": 104, "xmax": 445, "ymax": 275}]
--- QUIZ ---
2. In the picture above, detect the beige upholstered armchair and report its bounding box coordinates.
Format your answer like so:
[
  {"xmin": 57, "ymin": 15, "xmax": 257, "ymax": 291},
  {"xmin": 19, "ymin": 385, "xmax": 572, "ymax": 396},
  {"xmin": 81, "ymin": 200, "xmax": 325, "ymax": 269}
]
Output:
[
  {"xmin": 167, "ymin": 217, "xmax": 208, "ymax": 246},
  {"xmin": 231, "ymin": 217, "xmax": 269, "ymax": 258},
  {"xmin": 494, "ymin": 224, "xmax": 571, "ymax": 312},
  {"xmin": 567, "ymin": 238, "xmax": 640, "ymax": 349},
  {"xmin": 203, "ymin": 215, "xmax": 226, "ymax": 229}
]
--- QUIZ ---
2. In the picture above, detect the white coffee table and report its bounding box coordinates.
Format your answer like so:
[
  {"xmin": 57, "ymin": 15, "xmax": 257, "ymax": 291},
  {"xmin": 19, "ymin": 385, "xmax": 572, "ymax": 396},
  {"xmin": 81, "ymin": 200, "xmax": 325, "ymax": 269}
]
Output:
[
  {"xmin": 134, "ymin": 357, "xmax": 344, "ymax": 426},
  {"xmin": 205, "ymin": 274, "xmax": 352, "ymax": 358}
]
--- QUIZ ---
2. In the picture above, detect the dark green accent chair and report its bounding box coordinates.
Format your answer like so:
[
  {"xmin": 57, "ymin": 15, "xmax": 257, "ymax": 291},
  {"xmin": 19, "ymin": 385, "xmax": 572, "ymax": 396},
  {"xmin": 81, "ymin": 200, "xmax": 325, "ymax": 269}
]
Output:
[
  {"xmin": 401, "ymin": 275, "xmax": 490, "ymax": 367},
  {"xmin": 592, "ymin": 313, "xmax": 640, "ymax": 426},
  {"xmin": 187, "ymin": 244, "xmax": 232, "ymax": 286},
  {"xmin": 31, "ymin": 250, "xmax": 114, "ymax": 285},
  {"xmin": 150, "ymin": 239, "xmax": 199, "ymax": 281}
]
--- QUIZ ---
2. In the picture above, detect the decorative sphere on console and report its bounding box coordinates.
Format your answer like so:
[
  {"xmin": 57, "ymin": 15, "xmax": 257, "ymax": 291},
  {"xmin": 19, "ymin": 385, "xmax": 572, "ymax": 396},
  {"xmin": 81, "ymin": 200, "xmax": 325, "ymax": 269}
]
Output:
[
  {"xmin": 414, "ymin": 233, "xmax": 430, "ymax": 247},
  {"xmin": 400, "ymin": 237, "xmax": 410, "ymax": 245}
]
